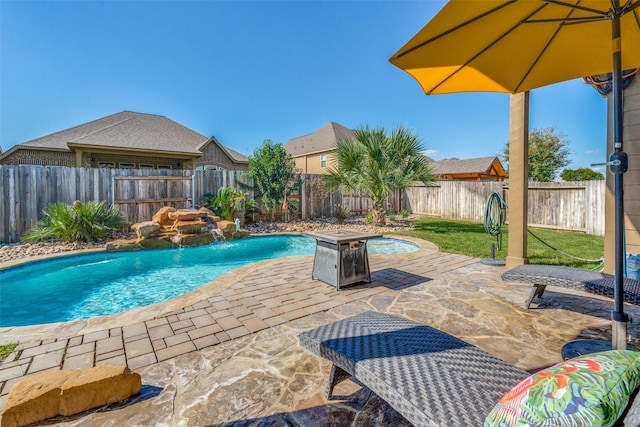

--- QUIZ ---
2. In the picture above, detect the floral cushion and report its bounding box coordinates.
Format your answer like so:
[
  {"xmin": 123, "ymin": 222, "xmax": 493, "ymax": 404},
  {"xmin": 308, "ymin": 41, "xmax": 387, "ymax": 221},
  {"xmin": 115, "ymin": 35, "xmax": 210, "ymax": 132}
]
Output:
[{"xmin": 484, "ymin": 350, "xmax": 640, "ymax": 427}]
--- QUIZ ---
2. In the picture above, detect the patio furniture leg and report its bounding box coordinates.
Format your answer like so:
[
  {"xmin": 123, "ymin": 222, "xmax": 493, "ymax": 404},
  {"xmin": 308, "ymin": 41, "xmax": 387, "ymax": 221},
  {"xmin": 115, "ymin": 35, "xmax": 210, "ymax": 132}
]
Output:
[
  {"xmin": 325, "ymin": 364, "xmax": 351, "ymax": 399},
  {"xmin": 524, "ymin": 284, "xmax": 547, "ymax": 309}
]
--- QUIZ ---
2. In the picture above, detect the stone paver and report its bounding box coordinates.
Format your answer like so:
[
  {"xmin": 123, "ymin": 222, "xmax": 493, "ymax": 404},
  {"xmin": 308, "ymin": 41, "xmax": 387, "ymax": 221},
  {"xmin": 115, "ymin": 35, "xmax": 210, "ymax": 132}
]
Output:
[
  {"xmin": 62, "ymin": 353, "xmax": 94, "ymax": 370},
  {"xmin": 124, "ymin": 337, "xmax": 154, "ymax": 358},
  {"xmin": 3, "ymin": 238, "xmax": 636, "ymax": 426},
  {"xmin": 155, "ymin": 341, "xmax": 197, "ymax": 362},
  {"xmin": 95, "ymin": 336, "xmax": 124, "ymax": 355}
]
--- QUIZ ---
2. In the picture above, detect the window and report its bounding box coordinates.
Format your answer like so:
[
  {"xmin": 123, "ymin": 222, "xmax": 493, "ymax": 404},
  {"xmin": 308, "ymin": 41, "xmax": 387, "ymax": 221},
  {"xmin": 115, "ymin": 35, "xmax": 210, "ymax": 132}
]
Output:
[
  {"xmin": 321, "ymin": 153, "xmax": 327, "ymax": 168},
  {"xmin": 139, "ymin": 164, "xmax": 154, "ymax": 170},
  {"xmin": 118, "ymin": 163, "xmax": 135, "ymax": 169},
  {"xmin": 157, "ymin": 165, "xmax": 172, "ymax": 170},
  {"xmin": 98, "ymin": 162, "xmax": 115, "ymax": 168}
]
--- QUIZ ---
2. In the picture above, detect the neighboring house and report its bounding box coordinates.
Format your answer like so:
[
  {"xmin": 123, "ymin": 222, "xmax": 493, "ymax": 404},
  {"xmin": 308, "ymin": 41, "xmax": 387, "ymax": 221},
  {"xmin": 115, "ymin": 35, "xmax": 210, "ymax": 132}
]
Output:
[
  {"xmin": 0, "ymin": 111, "xmax": 248, "ymax": 170},
  {"xmin": 285, "ymin": 122, "xmax": 354, "ymax": 174},
  {"xmin": 430, "ymin": 156, "xmax": 506, "ymax": 181}
]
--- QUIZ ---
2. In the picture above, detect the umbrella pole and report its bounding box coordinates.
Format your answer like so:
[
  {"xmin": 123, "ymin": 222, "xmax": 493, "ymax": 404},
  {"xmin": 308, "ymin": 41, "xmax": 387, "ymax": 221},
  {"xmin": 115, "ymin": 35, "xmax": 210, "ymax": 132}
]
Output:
[{"xmin": 610, "ymin": 9, "xmax": 629, "ymax": 350}]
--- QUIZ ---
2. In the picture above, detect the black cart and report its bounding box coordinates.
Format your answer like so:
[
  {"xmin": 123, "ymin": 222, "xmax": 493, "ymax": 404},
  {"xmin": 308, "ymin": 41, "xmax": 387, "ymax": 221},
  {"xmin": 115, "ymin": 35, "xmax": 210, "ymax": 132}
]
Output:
[{"xmin": 303, "ymin": 230, "xmax": 382, "ymax": 290}]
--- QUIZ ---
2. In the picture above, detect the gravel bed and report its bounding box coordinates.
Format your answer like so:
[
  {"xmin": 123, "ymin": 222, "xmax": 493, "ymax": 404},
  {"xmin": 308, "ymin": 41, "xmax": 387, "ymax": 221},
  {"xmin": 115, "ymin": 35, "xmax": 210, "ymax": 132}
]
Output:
[{"xmin": 0, "ymin": 216, "xmax": 417, "ymax": 264}]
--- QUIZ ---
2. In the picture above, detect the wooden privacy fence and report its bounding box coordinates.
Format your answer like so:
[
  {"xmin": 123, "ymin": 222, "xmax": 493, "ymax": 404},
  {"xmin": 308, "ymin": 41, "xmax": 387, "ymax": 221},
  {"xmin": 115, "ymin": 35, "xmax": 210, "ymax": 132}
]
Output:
[
  {"xmin": 0, "ymin": 165, "xmax": 605, "ymax": 242},
  {"xmin": 298, "ymin": 175, "xmax": 400, "ymax": 219},
  {"xmin": 113, "ymin": 175, "xmax": 194, "ymax": 225},
  {"xmin": 403, "ymin": 180, "xmax": 605, "ymax": 236},
  {"xmin": 0, "ymin": 166, "xmax": 249, "ymax": 242}
]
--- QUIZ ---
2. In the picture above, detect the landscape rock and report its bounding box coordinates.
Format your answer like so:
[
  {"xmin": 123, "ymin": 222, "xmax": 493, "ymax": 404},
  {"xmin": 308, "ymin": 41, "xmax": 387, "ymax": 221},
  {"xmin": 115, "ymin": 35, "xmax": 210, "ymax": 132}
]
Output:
[
  {"xmin": 139, "ymin": 237, "xmax": 173, "ymax": 250},
  {"xmin": 131, "ymin": 221, "xmax": 161, "ymax": 239},
  {"xmin": 216, "ymin": 220, "xmax": 238, "ymax": 240},
  {"xmin": 234, "ymin": 230, "xmax": 251, "ymax": 239},
  {"xmin": 168, "ymin": 209, "xmax": 207, "ymax": 222},
  {"xmin": 1, "ymin": 365, "xmax": 141, "ymax": 427},
  {"xmin": 105, "ymin": 239, "xmax": 142, "ymax": 252},
  {"xmin": 172, "ymin": 233, "xmax": 215, "ymax": 247},
  {"xmin": 173, "ymin": 221, "xmax": 206, "ymax": 234},
  {"xmin": 152, "ymin": 206, "xmax": 176, "ymax": 226}
]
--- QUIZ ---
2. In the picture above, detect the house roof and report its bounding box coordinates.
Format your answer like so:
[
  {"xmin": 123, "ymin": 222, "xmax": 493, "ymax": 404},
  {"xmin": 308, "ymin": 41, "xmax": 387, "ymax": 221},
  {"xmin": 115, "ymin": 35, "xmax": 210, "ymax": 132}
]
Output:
[
  {"xmin": 11, "ymin": 111, "xmax": 209, "ymax": 156},
  {"xmin": 430, "ymin": 156, "xmax": 505, "ymax": 176},
  {"xmin": 285, "ymin": 122, "xmax": 355, "ymax": 157}
]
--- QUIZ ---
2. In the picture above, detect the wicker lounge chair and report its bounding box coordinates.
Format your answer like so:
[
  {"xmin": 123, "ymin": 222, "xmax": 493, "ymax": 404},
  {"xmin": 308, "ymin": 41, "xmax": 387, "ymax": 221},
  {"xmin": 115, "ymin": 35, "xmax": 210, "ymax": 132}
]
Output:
[
  {"xmin": 501, "ymin": 264, "xmax": 640, "ymax": 309},
  {"xmin": 299, "ymin": 311, "xmax": 529, "ymax": 426},
  {"xmin": 299, "ymin": 311, "xmax": 640, "ymax": 427}
]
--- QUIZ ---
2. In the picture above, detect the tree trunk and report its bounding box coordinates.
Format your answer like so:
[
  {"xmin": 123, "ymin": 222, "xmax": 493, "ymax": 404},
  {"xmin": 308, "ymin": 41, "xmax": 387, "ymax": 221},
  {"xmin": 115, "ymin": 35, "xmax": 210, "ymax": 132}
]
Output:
[{"xmin": 372, "ymin": 206, "xmax": 386, "ymax": 226}]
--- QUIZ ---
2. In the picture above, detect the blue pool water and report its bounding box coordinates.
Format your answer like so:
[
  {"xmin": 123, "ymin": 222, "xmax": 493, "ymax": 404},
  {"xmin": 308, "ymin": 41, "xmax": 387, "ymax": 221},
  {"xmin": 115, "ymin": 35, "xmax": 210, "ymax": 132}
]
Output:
[{"xmin": 0, "ymin": 235, "xmax": 417, "ymax": 327}]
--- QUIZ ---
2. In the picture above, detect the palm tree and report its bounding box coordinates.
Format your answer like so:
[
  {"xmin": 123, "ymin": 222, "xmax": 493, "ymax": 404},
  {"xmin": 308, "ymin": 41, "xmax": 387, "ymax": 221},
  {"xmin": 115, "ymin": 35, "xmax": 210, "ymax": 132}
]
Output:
[{"xmin": 324, "ymin": 125, "xmax": 434, "ymax": 226}]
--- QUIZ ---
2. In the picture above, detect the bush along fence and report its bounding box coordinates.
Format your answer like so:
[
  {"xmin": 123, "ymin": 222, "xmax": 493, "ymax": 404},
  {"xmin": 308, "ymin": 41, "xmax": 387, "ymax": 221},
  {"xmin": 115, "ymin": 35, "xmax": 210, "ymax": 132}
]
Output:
[{"xmin": 0, "ymin": 165, "xmax": 605, "ymax": 242}]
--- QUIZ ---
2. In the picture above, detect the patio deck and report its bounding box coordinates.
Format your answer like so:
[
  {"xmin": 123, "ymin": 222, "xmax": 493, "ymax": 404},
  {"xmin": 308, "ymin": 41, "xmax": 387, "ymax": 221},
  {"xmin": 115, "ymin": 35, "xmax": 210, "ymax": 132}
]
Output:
[{"xmin": 1, "ymin": 236, "xmax": 638, "ymax": 426}]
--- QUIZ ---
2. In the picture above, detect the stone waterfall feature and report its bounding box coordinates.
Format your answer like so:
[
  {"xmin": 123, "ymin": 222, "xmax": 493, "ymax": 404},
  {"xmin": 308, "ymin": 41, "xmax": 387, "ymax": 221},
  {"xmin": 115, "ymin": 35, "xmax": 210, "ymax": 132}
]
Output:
[{"xmin": 105, "ymin": 207, "xmax": 249, "ymax": 252}]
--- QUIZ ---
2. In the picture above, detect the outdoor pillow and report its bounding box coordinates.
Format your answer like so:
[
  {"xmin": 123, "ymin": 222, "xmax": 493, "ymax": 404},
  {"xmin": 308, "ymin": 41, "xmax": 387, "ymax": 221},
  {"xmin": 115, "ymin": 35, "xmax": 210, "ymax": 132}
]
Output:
[{"xmin": 484, "ymin": 350, "xmax": 640, "ymax": 427}]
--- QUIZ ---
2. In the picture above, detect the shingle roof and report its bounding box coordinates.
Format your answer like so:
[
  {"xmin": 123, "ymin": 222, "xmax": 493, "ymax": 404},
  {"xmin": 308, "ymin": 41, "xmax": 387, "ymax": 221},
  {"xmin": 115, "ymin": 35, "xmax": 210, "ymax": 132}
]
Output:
[
  {"xmin": 17, "ymin": 111, "xmax": 208, "ymax": 155},
  {"xmin": 431, "ymin": 156, "xmax": 504, "ymax": 175},
  {"xmin": 219, "ymin": 144, "xmax": 249, "ymax": 163},
  {"xmin": 285, "ymin": 122, "xmax": 355, "ymax": 157}
]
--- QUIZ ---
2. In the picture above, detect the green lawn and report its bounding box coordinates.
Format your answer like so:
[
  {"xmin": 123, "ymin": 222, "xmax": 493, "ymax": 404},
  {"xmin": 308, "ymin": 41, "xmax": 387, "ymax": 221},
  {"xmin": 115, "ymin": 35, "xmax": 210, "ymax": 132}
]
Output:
[{"xmin": 396, "ymin": 217, "xmax": 604, "ymax": 269}]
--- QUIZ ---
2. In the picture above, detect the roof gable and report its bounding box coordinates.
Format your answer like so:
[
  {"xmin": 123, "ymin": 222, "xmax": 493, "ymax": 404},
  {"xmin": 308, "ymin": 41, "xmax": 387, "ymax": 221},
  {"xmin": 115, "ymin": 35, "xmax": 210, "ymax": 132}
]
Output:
[
  {"xmin": 432, "ymin": 156, "xmax": 505, "ymax": 176},
  {"xmin": 285, "ymin": 122, "xmax": 354, "ymax": 157},
  {"xmin": 16, "ymin": 111, "xmax": 208, "ymax": 155},
  {"xmin": 198, "ymin": 137, "xmax": 249, "ymax": 164}
]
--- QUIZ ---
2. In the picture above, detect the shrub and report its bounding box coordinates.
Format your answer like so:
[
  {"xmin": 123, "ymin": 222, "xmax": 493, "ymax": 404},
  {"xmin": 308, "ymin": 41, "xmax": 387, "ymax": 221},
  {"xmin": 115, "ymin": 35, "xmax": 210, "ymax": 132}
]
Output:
[
  {"xmin": 365, "ymin": 213, "xmax": 373, "ymax": 225},
  {"xmin": 22, "ymin": 201, "xmax": 127, "ymax": 243},
  {"xmin": 400, "ymin": 209, "xmax": 411, "ymax": 218},
  {"xmin": 244, "ymin": 198, "xmax": 262, "ymax": 223},
  {"xmin": 203, "ymin": 188, "xmax": 245, "ymax": 221}
]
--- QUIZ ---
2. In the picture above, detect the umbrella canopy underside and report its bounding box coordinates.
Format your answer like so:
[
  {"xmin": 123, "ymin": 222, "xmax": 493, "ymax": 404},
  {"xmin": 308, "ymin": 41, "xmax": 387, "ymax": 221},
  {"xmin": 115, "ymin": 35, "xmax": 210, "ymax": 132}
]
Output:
[{"xmin": 390, "ymin": 0, "xmax": 640, "ymax": 95}]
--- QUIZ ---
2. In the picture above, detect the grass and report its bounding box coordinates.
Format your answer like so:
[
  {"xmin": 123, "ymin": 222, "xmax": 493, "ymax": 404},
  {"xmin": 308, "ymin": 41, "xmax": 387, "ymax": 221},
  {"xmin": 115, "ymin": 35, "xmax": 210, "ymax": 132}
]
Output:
[
  {"xmin": 0, "ymin": 343, "xmax": 18, "ymax": 362},
  {"xmin": 396, "ymin": 217, "xmax": 604, "ymax": 269}
]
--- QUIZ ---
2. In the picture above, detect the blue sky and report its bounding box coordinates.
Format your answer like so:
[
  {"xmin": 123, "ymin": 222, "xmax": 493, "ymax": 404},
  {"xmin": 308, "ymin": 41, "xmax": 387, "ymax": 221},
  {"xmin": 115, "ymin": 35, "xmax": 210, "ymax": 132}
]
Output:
[{"xmin": 1, "ymin": 1, "xmax": 608, "ymax": 172}]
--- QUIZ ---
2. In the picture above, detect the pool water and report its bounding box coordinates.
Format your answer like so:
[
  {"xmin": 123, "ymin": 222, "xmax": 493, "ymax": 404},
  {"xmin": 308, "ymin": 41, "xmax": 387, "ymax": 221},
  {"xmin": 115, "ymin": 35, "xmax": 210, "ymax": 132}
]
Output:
[{"xmin": 0, "ymin": 235, "xmax": 417, "ymax": 327}]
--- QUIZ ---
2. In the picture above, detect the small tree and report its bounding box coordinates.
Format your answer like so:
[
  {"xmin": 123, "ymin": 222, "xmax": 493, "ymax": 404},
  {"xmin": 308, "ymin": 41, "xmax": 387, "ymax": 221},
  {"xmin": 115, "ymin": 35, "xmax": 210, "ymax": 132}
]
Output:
[
  {"xmin": 248, "ymin": 140, "xmax": 302, "ymax": 220},
  {"xmin": 324, "ymin": 125, "xmax": 434, "ymax": 226},
  {"xmin": 560, "ymin": 167, "xmax": 604, "ymax": 181},
  {"xmin": 501, "ymin": 127, "xmax": 571, "ymax": 182}
]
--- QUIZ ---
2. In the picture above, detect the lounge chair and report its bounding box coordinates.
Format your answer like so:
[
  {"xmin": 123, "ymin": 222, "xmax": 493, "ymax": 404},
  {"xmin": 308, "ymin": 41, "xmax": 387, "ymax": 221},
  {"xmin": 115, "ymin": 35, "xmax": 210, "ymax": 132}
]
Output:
[
  {"xmin": 299, "ymin": 311, "xmax": 640, "ymax": 427},
  {"xmin": 501, "ymin": 264, "xmax": 640, "ymax": 309}
]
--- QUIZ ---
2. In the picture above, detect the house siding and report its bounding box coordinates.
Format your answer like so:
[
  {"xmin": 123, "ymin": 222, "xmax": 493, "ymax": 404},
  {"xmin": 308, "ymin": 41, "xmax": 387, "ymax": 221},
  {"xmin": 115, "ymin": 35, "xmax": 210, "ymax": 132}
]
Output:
[
  {"xmin": 198, "ymin": 143, "xmax": 248, "ymax": 170},
  {"xmin": 0, "ymin": 148, "xmax": 196, "ymax": 170},
  {"xmin": 83, "ymin": 152, "xmax": 194, "ymax": 170},
  {"xmin": 294, "ymin": 151, "xmax": 335, "ymax": 174},
  {"xmin": 0, "ymin": 149, "xmax": 75, "ymax": 167}
]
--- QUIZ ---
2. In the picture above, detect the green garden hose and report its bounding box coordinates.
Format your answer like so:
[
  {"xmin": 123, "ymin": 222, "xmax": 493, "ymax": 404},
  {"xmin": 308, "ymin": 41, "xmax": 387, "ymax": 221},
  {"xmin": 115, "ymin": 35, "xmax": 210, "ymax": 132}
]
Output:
[
  {"xmin": 527, "ymin": 228, "xmax": 604, "ymax": 268},
  {"xmin": 483, "ymin": 192, "xmax": 507, "ymax": 251}
]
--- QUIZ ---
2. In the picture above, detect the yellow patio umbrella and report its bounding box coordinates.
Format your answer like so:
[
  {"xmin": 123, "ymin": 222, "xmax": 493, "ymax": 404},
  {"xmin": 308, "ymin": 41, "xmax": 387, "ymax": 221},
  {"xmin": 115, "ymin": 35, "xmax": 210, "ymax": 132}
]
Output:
[{"xmin": 390, "ymin": 0, "xmax": 640, "ymax": 350}]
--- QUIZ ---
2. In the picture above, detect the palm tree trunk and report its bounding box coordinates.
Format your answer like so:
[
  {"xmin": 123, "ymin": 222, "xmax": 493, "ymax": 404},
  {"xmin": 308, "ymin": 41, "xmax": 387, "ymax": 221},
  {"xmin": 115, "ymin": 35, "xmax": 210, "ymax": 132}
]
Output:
[{"xmin": 372, "ymin": 206, "xmax": 386, "ymax": 226}]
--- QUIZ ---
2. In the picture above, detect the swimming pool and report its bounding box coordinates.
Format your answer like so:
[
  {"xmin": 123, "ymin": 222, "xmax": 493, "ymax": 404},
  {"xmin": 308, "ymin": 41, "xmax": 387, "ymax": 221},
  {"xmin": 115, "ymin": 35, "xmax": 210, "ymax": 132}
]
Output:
[{"xmin": 0, "ymin": 235, "xmax": 418, "ymax": 327}]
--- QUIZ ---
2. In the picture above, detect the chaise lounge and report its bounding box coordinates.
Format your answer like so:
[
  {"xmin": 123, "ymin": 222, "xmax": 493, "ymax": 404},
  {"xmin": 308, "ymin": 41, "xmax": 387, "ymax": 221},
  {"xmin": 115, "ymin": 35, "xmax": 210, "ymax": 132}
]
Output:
[
  {"xmin": 299, "ymin": 311, "xmax": 640, "ymax": 427},
  {"xmin": 501, "ymin": 264, "xmax": 640, "ymax": 309}
]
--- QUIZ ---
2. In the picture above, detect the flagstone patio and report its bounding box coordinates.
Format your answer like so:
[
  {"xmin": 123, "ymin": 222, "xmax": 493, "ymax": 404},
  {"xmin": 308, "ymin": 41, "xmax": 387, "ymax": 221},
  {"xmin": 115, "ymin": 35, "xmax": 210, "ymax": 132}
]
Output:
[{"xmin": 1, "ymin": 236, "xmax": 638, "ymax": 426}]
